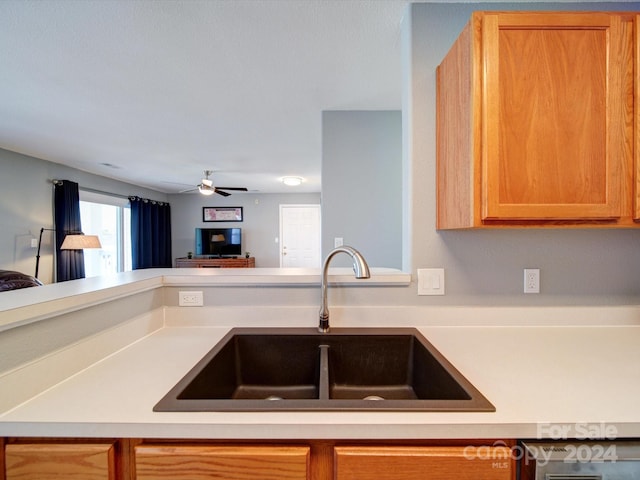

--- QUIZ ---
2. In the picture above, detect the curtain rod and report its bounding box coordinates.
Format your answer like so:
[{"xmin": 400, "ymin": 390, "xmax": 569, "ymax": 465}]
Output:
[{"xmin": 52, "ymin": 180, "xmax": 130, "ymax": 200}]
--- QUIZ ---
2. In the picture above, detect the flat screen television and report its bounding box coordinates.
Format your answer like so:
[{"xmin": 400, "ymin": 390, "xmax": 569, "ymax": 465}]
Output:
[{"xmin": 195, "ymin": 228, "xmax": 242, "ymax": 257}]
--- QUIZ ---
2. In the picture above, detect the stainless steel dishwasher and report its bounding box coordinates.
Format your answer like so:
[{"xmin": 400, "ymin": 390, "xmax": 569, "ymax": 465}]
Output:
[{"xmin": 520, "ymin": 441, "xmax": 640, "ymax": 480}]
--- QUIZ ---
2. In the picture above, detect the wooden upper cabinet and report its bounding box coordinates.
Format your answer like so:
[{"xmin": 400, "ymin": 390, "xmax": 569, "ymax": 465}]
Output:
[
  {"xmin": 436, "ymin": 12, "xmax": 636, "ymax": 228},
  {"xmin": 635, "ymin": 14, "xmax": 640, "ymax": 220}
]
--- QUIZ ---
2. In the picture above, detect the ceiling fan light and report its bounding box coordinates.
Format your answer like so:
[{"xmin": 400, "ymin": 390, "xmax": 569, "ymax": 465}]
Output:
[
  {"xmin": 198, "ymin": 185, "xmax": 214, "ymax": 195},
  {"xmin": 282, "ymin": 176, "xmax": 303, "ymax": 186},
  {"xmin": 202, "ymin": 178, "xmax": 213, "ymax": 187}
]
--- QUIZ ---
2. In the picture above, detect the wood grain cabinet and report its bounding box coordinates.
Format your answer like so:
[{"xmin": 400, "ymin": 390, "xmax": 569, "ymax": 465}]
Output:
[
  {"xmin": 334, "ymin": 445, "xmax": 513, "ymax": 480},
  {"xmin": 5, "ymin": 442, "xmax": 116, "ymax": 480},
  {"xmin": 1, "ymin": 439, "xmax": 515, "ymax": 480},
  {"xmin": 175, "ymin": 257, "xmax": 255, "ymax": 268},
  {"xmin": 134, "ymin": 444, "xmax": 310, "ymax": 480},
  {"xmin": 436, "ymin": 12, "xmax": 638, "ymax": 228}
]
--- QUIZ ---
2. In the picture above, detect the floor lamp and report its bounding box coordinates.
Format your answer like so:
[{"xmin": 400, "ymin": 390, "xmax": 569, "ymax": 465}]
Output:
[{"xmin": 35, "ymin": 228, "xmax": 102, "ymax": 279}]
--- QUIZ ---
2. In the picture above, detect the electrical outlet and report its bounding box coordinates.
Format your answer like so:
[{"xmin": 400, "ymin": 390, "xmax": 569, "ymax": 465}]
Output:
[
  {"xmin": 334, "ymin": 237, "xmax": 344, "ymax": 248},
  {"xmin": 524, "ymin": 269, "xmax": 540, "ymax": 294},
  {"xmin": 179, "ymin": 291, "xmax": 203, "ymax": 306},
  {"xmin": 30, "ymin": 238, "xmax": 38, "ymax": 248}
]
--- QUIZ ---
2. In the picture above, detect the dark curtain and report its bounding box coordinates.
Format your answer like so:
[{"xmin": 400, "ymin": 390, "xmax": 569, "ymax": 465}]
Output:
[
  {"xmin": 54, "ymin": 180, "xmax": 85, "ymax": 282},
  {"xmin": 130, "ymin": 197, "xmax": 172, "ymax": 269}
]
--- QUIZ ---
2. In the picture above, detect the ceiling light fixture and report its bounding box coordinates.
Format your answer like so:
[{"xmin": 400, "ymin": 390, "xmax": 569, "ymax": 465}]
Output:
[
  {"xmin": 198, "ymin": 185, "xmax": 215, "ymax": 195},
  {"xmin": 282, "ymin": 176, "xmax": 303, "ymax": 186}
]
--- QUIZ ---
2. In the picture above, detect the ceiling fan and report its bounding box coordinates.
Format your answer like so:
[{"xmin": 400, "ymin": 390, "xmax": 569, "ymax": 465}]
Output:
[{"xmin": 180, "ymin": 170, "xmax": 248, "ymax": 197}]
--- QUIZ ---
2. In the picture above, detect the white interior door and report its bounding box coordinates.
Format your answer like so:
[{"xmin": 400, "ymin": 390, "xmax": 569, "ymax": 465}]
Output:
[{"xmin": 279, "ymin": 204, "xmax": 321, "ymax": 268}]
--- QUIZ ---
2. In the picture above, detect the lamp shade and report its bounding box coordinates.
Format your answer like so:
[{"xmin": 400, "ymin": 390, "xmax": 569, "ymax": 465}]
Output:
[{"xmin": 61, "ymin": 234, "xmax": 102, "ymax": 250}]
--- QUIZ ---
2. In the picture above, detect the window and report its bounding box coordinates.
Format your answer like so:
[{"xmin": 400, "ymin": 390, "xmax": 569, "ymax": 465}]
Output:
[{"xmin": 79, "ymin": 191, "xmax": 131, "ymax": 277}]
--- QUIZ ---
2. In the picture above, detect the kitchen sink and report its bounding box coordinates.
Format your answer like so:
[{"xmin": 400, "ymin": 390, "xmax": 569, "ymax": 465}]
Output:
[{"xmin": 153, "ymin": 328, "xmax": 495, "ymax": 412}]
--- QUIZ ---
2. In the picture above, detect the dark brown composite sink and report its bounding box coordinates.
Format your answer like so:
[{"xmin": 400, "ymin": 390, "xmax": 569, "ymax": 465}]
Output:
[{"xmin": 153, "ymin": 328, "xmax": 495, "ymax": 412}]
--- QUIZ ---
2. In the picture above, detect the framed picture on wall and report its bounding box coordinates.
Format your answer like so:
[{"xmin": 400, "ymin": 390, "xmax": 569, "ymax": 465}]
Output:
[{"xmin": 203, "ymin": 207, "xmax": 243, "ymax": 222}]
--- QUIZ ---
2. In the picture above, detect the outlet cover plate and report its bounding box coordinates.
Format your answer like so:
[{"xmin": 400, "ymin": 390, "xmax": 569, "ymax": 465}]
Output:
[
  {"xmin": 524, "ymin": 269, "xmax": 540, "ymax": 294},
  {"xmin": 179, "ymin": 290, "xmax": 204, "ymax": 306}
]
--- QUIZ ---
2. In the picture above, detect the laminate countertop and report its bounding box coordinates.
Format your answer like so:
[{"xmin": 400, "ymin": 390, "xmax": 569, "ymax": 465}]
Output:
[{"xmin": 1, "ymin": 319, "xmax": 638, "ymax": 440}]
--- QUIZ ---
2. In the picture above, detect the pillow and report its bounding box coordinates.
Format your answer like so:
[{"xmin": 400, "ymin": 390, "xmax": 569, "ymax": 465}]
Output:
[{"xmin": 0, "ymin": 270, "xmax": 44, "ymax": 292}]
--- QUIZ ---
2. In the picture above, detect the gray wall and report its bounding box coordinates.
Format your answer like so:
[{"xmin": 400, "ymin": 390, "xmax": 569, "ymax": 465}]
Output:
[
  {"xmin": 0, "ymin": 148, "xmax": 320, "ymax": 274},
  {"xmin": 322, "ymin": 111, "xmax": 402, "ymax": 268},
  {"xmin": 0, "ymin": 148, "xmax": 166, "ymax": 284},
  {"xmin": 403, "ymin": 2, "xmax": 640, "ymax": 305},
  {"xmin": 3, "ymin": 1, "xmax": 640, "ymax": 307},
  {"xmin": 169, "ymin": 191, "xmax": 321, "ymax": 267}
]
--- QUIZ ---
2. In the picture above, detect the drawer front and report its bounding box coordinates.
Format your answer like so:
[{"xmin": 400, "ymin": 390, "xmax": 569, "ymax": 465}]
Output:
[
  {"xmin": 5, "ymin": 443, "xmax": 116, "ymax": 480},
  {"xmin": 135, "ymin": 444, "xmax": 310, "ymax": 480},
  {"xmin": 335, "ymin": 446, "xmax": 512, "ymax": 480}
]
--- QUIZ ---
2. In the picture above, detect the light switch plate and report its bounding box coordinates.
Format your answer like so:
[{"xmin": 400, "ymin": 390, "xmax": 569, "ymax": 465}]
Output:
[{"xmin": 417, "ymin": 268, "xmax": 445, "ymax": 296}]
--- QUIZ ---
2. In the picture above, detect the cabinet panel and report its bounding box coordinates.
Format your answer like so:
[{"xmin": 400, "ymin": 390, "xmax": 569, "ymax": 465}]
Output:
[
  {"xmin": 334, "ymin": 446, "xmax": 512, "ymax": 480},
  {"xmin": 635, "ymin": 14, "xmax": 640, "ymax": 220},
  {"xmin": 5, "ymin": 443, "xmax": 116, "ymax": 480},
  {"xmin": 483, "ymin": 13, "xmax": 629, "ymax": 220},
  {"xmin": 134, "ymin": 444, "xmax": 309, "ymax": 480},
  {"xmin": 437, "ymin": 12, "xmax": 636, "ymax": 228}
]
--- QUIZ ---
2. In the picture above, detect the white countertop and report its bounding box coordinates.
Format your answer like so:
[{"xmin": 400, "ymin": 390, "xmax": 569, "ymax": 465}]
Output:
[
  {"xmin": 1, "ymin": 270, "xmax": 638, "ymax": 440},
  {"xmin": 2, "ymin": 320, "xmax": 639, "ymax": 440}
]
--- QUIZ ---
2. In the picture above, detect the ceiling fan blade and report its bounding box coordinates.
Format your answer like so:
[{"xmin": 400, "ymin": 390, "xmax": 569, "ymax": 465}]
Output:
[
  {"xmin": 179, "ymin": 187, "xmax": 199, "ymax": 193},
  {"xmin": 215, "ymin": 187, "xmax": 248, "ymax": 191},
  {"xmin": 214, "ymin": 189, "xmax": 231, "ymax": 197}
]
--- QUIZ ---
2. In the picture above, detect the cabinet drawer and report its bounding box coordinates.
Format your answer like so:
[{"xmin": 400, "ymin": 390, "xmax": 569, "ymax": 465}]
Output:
[
  {"xmin": 5, "ymin": 443, "xmax": 116, "ymax": 480},
  {"xmin": 135, "ymin": 444, "xmax": 310, "ymax": 480},
  {"xmin": 334, "ymin": 446, "xmax": 512, "ymax": 480}
]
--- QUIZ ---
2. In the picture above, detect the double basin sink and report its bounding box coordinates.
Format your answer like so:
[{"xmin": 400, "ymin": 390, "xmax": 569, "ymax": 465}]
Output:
[{"xmin": 154, "ymin": 327, "xmax": 494, "ymax": 412}]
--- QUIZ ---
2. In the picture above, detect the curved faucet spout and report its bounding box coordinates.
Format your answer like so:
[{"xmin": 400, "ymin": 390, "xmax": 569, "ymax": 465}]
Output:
[{"xmin": 319, "ymin": 246, "xmax": 370, "ymax": 333}]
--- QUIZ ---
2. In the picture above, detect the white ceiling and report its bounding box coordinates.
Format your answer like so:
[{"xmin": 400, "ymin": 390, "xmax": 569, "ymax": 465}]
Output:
[
  {"xmin": 0, "ymin": 0, "xmax": 412, "ymax": 194},
  {"xmin": 1, "ymin": 1, "xmax": 632, "ymax": 195}
]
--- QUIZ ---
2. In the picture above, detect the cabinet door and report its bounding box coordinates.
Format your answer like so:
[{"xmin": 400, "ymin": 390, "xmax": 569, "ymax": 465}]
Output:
[
  {"xmin": 482, "ymin": 13, "xmax": 633, "ymax": 221},
  {"xmin": 5, "ymin": 443, "xmax": 116, "ymax": 480},
  {"xmin": 135, "ymin": 444, "xmax": 310, "ymax": 480},
  {"xmin": 635, "ymin": 14, "xmax": 640, "ymax": 220},
  {"xmin": 334, "ymin": 446, "xmax": 512, "ymax": 480}
]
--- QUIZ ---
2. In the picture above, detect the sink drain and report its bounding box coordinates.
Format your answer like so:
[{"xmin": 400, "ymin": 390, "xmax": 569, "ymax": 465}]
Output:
[{"xmin": 363, "ymin": 395, "xmax": 385, "ymax": 401}]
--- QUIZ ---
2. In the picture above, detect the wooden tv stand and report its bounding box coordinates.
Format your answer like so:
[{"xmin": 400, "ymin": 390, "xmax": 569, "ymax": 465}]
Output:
[{"xmin": 175, "ymin": 257, "xmax": 255, "ymax": 268}]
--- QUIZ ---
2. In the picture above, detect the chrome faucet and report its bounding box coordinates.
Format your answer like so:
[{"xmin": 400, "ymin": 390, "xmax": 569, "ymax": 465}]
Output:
[{"xmin": 319, "ymin": 246, "xmax": 370, "ymax": 333}]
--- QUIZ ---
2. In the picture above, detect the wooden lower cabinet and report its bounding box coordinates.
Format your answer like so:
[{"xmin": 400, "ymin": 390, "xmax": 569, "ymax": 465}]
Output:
[
  {"xmin": 335, "ymin": 445, "xmax": 513, "ymax": 480},
  {"xmin": 5, "ymin": 442, "xmax": 116, "ymax": 480},
  {"xmin": 2, "ymin": 439, "xmax": 514, "ymax": 480},
  {"xmin": 134, "ymin": 444, "xmax": 310, "ymax": 480}
]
